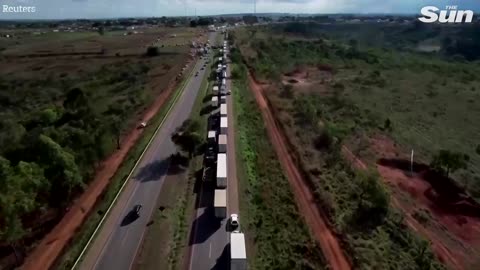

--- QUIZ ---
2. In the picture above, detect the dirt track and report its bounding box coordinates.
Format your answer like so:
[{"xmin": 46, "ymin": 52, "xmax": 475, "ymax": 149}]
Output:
[
  {"xmin": 21, "ymin": 60, "xmax": 193, "ymax": 270},
  {"xmin": 248, "ymin": 74, "xmax": 351, "ymax": 270}
]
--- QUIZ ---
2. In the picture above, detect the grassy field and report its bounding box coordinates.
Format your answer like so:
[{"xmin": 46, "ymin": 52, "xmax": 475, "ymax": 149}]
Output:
[
  {"xmin": 231, "ymin": 26, "xmax": 450, "ymax": 269},
  {"xmin": 231, "ymin": 62, "xmax": 326, "ymax": 270},
  {"xmin": 133, "ymin": 54, "xmax": 212, "ymax": 270},
  {"xmin": 0, "ymin": 27, "xmax": 197, "ymax": 268},
  {"xmin": 233, "ymin": 26, "xmax": 480, "ymax": 198}
]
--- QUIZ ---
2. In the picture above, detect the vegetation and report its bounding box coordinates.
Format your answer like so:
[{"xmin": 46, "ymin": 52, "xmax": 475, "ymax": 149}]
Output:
[
  {"xmin": 54, "ymin": 60, "xmax": 194, "ymax": 270},
  {"xmin": 0, "ymin": 38, "xmax": 187, "ymax": 261},
  {"xmin": 232, "ymin": 62, "xmax": 326, "ymax": 269},
  {"xmin": 431, "ymin": 150, "xmax": 470, "ymax": 177},
  {"xmin": 171, "ymin": 119, "xmax": 203, "ymax": 158},
  {"xmin": 232, "ymin": 26, "xmax": 449, "ymax": 269}
]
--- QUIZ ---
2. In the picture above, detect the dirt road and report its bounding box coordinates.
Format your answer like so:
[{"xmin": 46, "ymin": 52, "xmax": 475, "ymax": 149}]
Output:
[
  {"xmin": 247, "ymin": 74, "xmax": 351, "ymax": 270},
  {"xmin": 21, "ymin": 60, "xmax": 193, "ymax": 270}
]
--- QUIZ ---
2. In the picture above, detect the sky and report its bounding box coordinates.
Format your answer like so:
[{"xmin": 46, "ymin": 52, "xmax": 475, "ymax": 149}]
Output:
[{"xmin": 0, "ymin": 0, "xmax": 480, "ymax": 19}]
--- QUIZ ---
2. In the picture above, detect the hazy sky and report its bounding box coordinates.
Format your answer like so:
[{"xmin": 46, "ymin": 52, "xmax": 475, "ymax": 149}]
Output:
[{"xmin": 1, "ymin": 0, "xmax": 479, "ymax": 19}]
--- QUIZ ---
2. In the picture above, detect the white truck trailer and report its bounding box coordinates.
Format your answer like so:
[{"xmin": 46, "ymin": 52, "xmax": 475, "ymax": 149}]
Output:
[
  {"xmin": 230, "ymin": 232, "xmax": 247, "ymax": 270},
  {"xmin": 216, "ymin": 153, "xmax": 227, "ymax": 188},
  {"xmin": 208, "ymin": 130, "xmax": 216, "ymax": 144},
  {"xmin": 214, "ymin": 189, "xmax": 227, "ymax": 219},
  {"xmin": 212, "ymin": 96, "xmax": 219, "ymax": 107},
  {"xmin": 212, "ymin": 86, "xmax": 219, "ymax": 94},
  {"xmin": 220, "ymin": 116, "xmax": 228, "ymax": 134},
  {"xmin": 218, "ymin": 134, "xmax": 227, "ymax": 153},
  {"xmin": 220, "ymin": 103, "xmax": 227, "ymax": 117}
]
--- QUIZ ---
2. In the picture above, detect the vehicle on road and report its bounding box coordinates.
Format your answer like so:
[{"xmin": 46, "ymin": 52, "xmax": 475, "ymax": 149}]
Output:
[
  {"xmin": 214, "ymin": 189, "xmax": 227, "ymax": 218},
  {"xmin": 133, "ymin": 204, "xmax": 142, "ymax": 217},
  {"xmin": 230, "ymin": 232, "xmax": 247, "ymax": 270},
  {"xmin": 201, "ymin": 67, "xmax": 204, "ymax": 70},
  {"xmin": 138, "ymin": 122, "xmax": 147, "ymax": 129},
  {"xmin": 230, "ymin": 214, "xmax": 239, "ymax": 231},
  {"xmin": 195, "ymin": 72, "xmax": 199, "ymax": 76}
]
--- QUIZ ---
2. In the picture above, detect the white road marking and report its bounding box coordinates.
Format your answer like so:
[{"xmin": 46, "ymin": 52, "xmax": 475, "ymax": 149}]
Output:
[{"xmin": 209, "ymin": 243, "xmax": 212, "ymax": 258}]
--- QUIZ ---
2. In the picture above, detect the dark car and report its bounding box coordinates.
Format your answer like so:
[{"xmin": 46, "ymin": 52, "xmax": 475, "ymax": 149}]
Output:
[
  {"xmin": 133, "ymin": 204, "xmax": 142, "ymax": 217},
  {"xmin": 195, "ymin": 72, "xmax": 199, "ymax": 76}
]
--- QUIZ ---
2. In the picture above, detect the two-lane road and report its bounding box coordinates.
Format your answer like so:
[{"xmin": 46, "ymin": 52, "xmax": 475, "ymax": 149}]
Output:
[{"xmin": 79, "ymin": 31, "xmax": 217, "ymax": 270}]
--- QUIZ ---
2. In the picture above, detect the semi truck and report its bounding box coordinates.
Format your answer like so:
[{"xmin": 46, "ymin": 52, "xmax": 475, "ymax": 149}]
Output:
[
  {"xmin": 214, "ymin": 189, "xmax": 227, "ymax": 218},
  {"xmin": 216, "ymin": 153, "xmax": 227, "ymax": 188},
  {"xmin": 230, "ymin": 232, "xmax": 247, "ymax": 270},
  {"xmin": 220, "ymin": 103, "xmax": 227, "ymax": 117},
  {"xmin": 220, "ymin": 116, "xmax": 228, "ymax": 134},
  {"xmin": 218, "ymin": 134, "xmax": 227, "ymax": 153},
  {"xmin": 212, "ymin": 96, "xmax": 219, "ymax": 107}
]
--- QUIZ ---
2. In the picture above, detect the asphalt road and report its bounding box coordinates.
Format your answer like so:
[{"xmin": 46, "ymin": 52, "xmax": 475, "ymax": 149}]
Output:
[
  {"xmin": 79, "ymin": 31, "xmax": 217, "ymax": 270},
  {"xmin": 188, "ymin": 34, "xmax": 238, "ymax": 270}
]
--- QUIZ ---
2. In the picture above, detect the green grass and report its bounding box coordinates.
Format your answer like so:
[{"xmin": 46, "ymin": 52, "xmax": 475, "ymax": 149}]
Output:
[
  {"xmin": 234, "ymin": 26, "xmax": 480, "ymax": 198},
  {"xmin": 231, "ymin": 62, "xmax": 326, "ymax": 270},
  {"xmin": 54, "ymin": 60, "xmax": 198, "ymax": 270},
  {"xmin": 232, "ymin": 27, "xmax": 449, "ymax": 270}
]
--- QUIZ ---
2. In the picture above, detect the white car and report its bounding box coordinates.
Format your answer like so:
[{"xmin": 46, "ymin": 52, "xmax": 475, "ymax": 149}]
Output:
[
  {"xmin": 138, "ymin": 122, "xmax": 147, "ymax": 128},
  {"xmin": 230, "ymin": 214, "xmax": 239, "ymax": 231}
]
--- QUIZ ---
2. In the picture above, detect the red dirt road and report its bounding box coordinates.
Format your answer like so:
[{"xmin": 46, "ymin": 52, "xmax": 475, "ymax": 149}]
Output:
[
  {"xmin": 21, "ymin": 60, "xmax": 193, "ymax": 270},
  {"xmin": 248, "ymin": 74, "xmax": 351, "ymax": 270}
]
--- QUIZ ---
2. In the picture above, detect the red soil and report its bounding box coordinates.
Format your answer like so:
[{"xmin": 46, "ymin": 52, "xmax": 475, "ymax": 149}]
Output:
[
  {"xmin": 346, "ymin": 134, "xmax": 480, "ymax": 270},
  {"xmin": 248, "ymin": 74, "xmax": 351, "ymax": 270},
  {"xmin": 21, "ymin": 59, "xmax": 194, "ymax": 270}
]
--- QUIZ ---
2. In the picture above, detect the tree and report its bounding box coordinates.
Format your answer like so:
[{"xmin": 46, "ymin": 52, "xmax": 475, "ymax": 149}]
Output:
[
  {"xmin": 98, "ymin": 26, "xmax": 105, "ymax": 36},
  {"xmin": 38, "ymin": 135, "xmax": 83, "ymax": 206},
  {"xmin": 109, "ymin": 116, "xmax": 122, "ymax": 149},
  {"xmin": 476, "ymin": 144, "xmax": 480, "ymax": 155},
  {"xmin": 146, "ymin": 46, "xmax": 159, "ymax": 57},
  {"xmin": 355, "ymin": 169, "xmax": 390, "ymax": 225},
  {"xmin": 430, "ymin": 150, "xmax": 469, "ymax": 177},
  {"xmin": 0, "ymin": 157, "xmax": 46, "ymax": 247},
  {"xmin": 189, "ymin": 20, "xmax": 198, "ymax": 28},
  {"xmin": 171, "ymin": 119, "xmax": 203, "ymax": 157},
  {"xmin": 384, "ymin": 118, "xmax": 392, "ymax": 131}
]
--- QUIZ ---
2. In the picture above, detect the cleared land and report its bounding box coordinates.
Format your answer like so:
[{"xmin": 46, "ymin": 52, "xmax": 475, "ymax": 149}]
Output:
[
  {"xmin": 0, "ymin": 27, "xmax": 199, "ymax": 269},
  {"xmin": 231, "ymin": 24, "xmax": 475, "ymax": 269}
]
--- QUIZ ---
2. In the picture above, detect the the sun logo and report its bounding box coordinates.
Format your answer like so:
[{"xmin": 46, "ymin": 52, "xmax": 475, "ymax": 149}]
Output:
[{"xmin": 418, "ymin": 5, "xmax": 474, "ymax": 23}]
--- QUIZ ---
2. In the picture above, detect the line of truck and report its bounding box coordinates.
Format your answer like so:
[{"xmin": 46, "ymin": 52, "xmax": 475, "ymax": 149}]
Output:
[{"xmin": 203, "ymin": 35, "xmax": 247, "ymax": 270}]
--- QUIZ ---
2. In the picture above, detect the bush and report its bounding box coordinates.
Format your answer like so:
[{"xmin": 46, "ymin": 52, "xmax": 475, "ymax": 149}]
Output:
[{"xmin": 146, "ymin": 46, "xmax": 159, "ymax": 57}]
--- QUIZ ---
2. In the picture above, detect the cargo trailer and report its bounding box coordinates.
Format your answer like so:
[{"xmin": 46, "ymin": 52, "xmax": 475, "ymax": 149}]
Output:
[
  {"xmin": 218, "ymin": 134, "xmax": 227, "ymax": 153},
  {"xmin": 220, "ymin": 116, "xmax": 228, "ymax": 134},
  {"xmin": 208, "ymin": 130, "xmax": 216, "ymax": 144},
  {"xmin": 216, "ymin": 153, "xmax": 227, "ymax": 188},
  {"xmin": 213, "ymin": 86, "xmax": 219, "ymax": 94},
  {"xmin": 214, "ymin": 189, "xmax": 227, "ymax": 218},
  {"xmin": 230, "ymin": 232, "xmax": 247, "ymax": 270},
  {"xmin": 220, "ymin": 103, "xmax": 227, "ymax": 116},
  {"xmin": 220, "ymin": 95, "xmax": 227, "ymax": 104},
  {"xmin": 212, "ymin": 96, "xmax": 219, "ymax": 107}
]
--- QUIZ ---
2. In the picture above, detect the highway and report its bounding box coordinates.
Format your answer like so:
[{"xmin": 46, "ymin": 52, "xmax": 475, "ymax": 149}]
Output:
[
  {"xmin": 188, "ymin": 33, "xmax": 239, "ymax": 270},
  {"xmin": 79, "ymin": 31, "xmax": 218, "ymax": 270}
]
